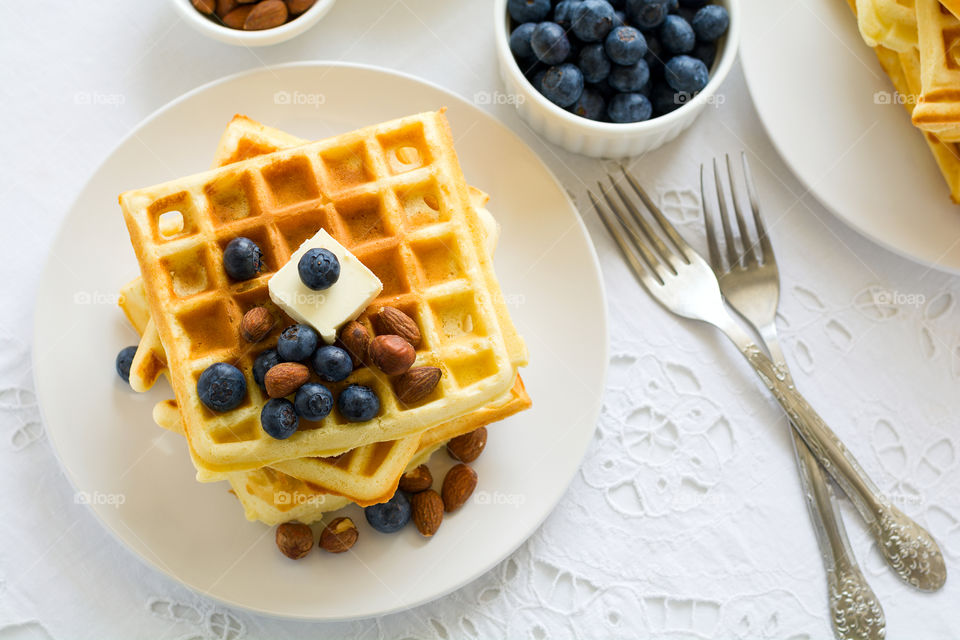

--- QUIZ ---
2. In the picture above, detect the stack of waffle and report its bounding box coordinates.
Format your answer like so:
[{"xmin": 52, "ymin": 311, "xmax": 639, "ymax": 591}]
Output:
[
  {"xmin": 117, "ymin": 111, "xmax": 530, "ymax": 526},
  {"xmin": 849, "ymin": 0, "xmax": 960, "ymax": 201}
]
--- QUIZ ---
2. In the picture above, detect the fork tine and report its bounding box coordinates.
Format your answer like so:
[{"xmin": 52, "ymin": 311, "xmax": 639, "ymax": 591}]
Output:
[
  {"xmin": 605, "ymin": 177, "xmax": 681, "ymax": 273},
  {"xmin": 724, "ymin": 154, "xmax": 759, "ymax": 266},
  {"xmin": 588, "ymin": 189, "xmax": 662, "ymax": 288},
  {"xmin": 618, "ymin": 166, "xmax": 695, "ymax": 263},
  {"xmin": 740, "ymin": 152, "xmax": 774, "ymax": 264},
  {"xmin": 712, "ymin": 158, "xmax": 740, "ymax": 269},
  {"xmin": 699, "ymin": 163, "xmax": 724, "ymax": 272},
  {"xmin": 598, "ymin": 181, "xmax": 673, "ymax": 278}
]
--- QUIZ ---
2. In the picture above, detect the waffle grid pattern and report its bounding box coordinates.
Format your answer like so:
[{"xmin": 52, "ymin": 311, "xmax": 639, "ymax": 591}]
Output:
[{"xmin": 120, "ymin": 112, "xmax": 523, "ymax": 471}]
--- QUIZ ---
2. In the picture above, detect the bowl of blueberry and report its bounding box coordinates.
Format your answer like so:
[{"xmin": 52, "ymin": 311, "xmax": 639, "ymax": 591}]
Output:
[{"xmin": 495, "ymin": 0, "xmax": 739, "ymax": 157}]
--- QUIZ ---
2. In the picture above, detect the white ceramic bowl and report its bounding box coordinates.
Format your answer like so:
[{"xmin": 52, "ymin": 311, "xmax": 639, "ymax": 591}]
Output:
[
  {"xmin": 494, "ymin": 0, "xmax": 740, "ymax": 158},
  {"xmin": 171, "ymin": 0, "xmax": 337, "ymax": 47}
]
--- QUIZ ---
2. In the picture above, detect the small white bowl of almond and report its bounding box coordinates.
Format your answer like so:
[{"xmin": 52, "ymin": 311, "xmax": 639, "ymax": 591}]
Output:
[{"xmin": 172, "ymin": 0, "xmax": 337, "ymax": 47}]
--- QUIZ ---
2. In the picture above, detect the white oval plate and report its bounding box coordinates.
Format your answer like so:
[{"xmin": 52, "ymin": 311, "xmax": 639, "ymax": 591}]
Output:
[
  {"xmin": 741, "ymin": 0, "xmax": 960, "ymax": 274},
  {"xmin": 33, "ymin": 63, "xmax": 607, "ymax": 621}
]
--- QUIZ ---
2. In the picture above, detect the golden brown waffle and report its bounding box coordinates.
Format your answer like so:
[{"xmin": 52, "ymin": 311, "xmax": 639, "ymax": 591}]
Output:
[
  {"xmin": 119, "ymin": 117, "xmax": 501, "ymax": 394},
  {"xmin": 120, "ymin": 110, "xmax": 526, "ymax": 473},
  {"xmin": 912, "ymin": 0, "xmax": 960, "ymax": 141}
]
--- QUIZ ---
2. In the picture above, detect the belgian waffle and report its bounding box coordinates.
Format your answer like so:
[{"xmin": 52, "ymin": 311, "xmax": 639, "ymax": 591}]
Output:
[
  {"xmin": 120, "ymin": 110, "xmax": 527, "ymax": 473},
  {"xmin": 912, "ymin": 0, "xmax": 960, "ymax": 141}
]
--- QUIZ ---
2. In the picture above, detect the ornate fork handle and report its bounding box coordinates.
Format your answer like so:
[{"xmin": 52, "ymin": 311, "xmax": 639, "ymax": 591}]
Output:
[{"xmin": 737, "ymin": 342, "xmax": 946, "ymax": 591}]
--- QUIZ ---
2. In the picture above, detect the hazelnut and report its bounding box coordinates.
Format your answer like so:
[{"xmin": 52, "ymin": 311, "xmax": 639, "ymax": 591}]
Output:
[
  {"xmin": 319, "ymin": 517, "xmax": 358, "ymax": 553},
  {"xmin": 398, "ymin": 464, "xmax": 433, "ymax": 493},
  {"xmin": 276, "ymin": 521, "xmax": 313, "ymax": 559}
]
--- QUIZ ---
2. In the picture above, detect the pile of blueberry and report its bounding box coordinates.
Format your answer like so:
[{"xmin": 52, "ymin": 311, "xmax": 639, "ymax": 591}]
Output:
[{"xmin": 507, "ymin": 0, "xmax": 729, "ymax": 122}]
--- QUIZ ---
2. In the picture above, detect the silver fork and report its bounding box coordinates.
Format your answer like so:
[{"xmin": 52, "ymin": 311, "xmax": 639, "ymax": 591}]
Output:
[
  {"xmin": 588, "ymin": 167, "xmax": 946, "ymax": 593},
  {"xmin": 702, "ymin": 154, "xmax": 882, "ymax": 640}
]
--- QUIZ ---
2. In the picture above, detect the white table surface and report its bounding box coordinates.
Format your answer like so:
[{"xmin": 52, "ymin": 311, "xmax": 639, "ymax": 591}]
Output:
[{"xmin": 2, "ymin": 1, "xmax": 959, "ymax": 638}]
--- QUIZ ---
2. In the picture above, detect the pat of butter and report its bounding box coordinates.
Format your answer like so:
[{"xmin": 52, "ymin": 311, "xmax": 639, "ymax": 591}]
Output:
[{"xmin": 268, "ymin": 229, "xmax": 383, "ymax": 343}]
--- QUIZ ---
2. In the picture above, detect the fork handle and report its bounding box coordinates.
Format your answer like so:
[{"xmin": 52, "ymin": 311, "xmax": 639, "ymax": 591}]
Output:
[{"xmin": 723, "ymin": 330, "xmax": 946, "ymax": 591}]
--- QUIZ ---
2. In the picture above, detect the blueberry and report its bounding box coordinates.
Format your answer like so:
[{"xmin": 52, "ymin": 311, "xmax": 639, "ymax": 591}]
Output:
[
  {"xmin": 508, "ymin": 0, "xmax": 551, "ymax": 22},
  {"xmin": 510, "ymin": 22, "xmax": 537, "ymax": 59},
  {"xmin": 530, "ymin": 68, "xmax": 548, "ymax": 92},
  {"xmin": 692, "ymin": 5, "xmax": 729, "ymax": 42},
  {"xmin": 261, "ymin": 397, "xmax": 298, "ymax": 439},
  {"xmin": 578, "ymin": 44, "xmax": 612, "ymax": 83},
  {"xmin": 197, "ymin": 363, "xmax": 247, "ymax": 412},
  {"xmin": 276, "ymin": 324, "xmax": 319, "ymax": 362},
  {"xmin": 364, "ymin": 492, "xmax": 411, "ymax": 533},
  {"xmin": 605, "ymin": 25, "xmax": 646, "ymax": 65},
  {"xmin": 115, "ymin": 346, "xmax": 137, "ymax": 383},
  {"xmin": 693, "ymin": 40, "xmax": 717, "ymax": 68},
  {"xmin": 651, "ymin": 82, "xmax": 684, "ymax": 114},
  {"xmin": 644, "ymin": 34, "xmax": 665, "ymax": 77},
  {"xmin": 531, "ymin": 22, "xmax": 571, "ymax": 65},
  {"xmin": 553, "ymin": 0, "xmax": 584, "ymax": 28},
  {"xmin": 626, "ymin": 0, "xmax": 669, "ymax": 29},
  {"xmin": 572, "ymin": 0, "xmax": 616, "ymax": 42},
  {"xmin": 609, "ymin": 60, "xmax": 650, "ymax": 92},
  {"xmin": 311, "ymin": 345, "xmax": 353, "ymax": 382},
  {"xmin": 660, "ymin": 15, "xmax": 695, "ymax": 53},
  {"xmin": 222, "ymin": 237, "xmax": 263, "ymax": 281},
  {"xmin": 541, "ymin": 63, "xmax": 584, "ymax": 106},
  {"xmin": 665, "ymin": 54, "xmax": 709, "ymax": 93},
  {"xmin": 608, "ymin": 92, "xmax": 653, "ymax": 122},
  {"xmin": 294, "ymin": 382, "xmax": 334, "ymax": 421},
  {"xmin": 569, "ymin": 87, "xmax": 607, "ymax": 120},
  {"xmin": 338, "ymin": 384, "xmax": 380, "ymax": 422},
  {"xmin": 252, "ymin": 348, "xmax": 281, "ymax": 388},
  {"xmin": 297, "ymin": 247, "xmax": 340, "ymax": 291}
]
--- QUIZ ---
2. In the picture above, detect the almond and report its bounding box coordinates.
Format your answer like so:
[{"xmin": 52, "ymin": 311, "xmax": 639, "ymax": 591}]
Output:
[
  {"xmin": 441, "ymin": 463, "xmax": 477, "ymax": 512},
  {"xmin": 244, "ymin": 0, "xmax": 288, "ymax": 29},
  {"xmin": 338, "ymin": 320, "xmax": 371, "ymax": 368},
  {"xmin": 192, "ymin": 0, "xmax": 216, "ymax": 15},
  {"xmin": 318, "ymin": 517, "xmax": 358, "ymax": 553},
  {"xmin": 368, "ymin": 335, "xmax": 416, "ymax": 376},
  {"xmin": 398, "ymin": 464, "xmax": 433, "ymax": 493},
  {"xmin": 286, "ymin": 0, "xmax": 317, "ymax": 14},
  {"xmin": 240, "ymin": 306, "xmax": 275, "ymax": 343},
  {"xmin": 411, "ymin": 490, "xmax": 443, "ymax": 537},
  {"xmin": 222, "ymin": 5, "xmax": 254, "ymax": 28},
  {"xmin": 276, "ymin": 521, "xmax": 313, "ymax": 559},
  {"xmin": 395, "ymin": 366, "xmax": 441, "ymax": 404},
  {"xmin": 447, "ymin": 427, "xmax": 487, "ymax": 463},
  {"xmin": 215, "ymin": 0, "xmax": 239, "ymax": 17},
  {"xmin": 264, "ymin": 362, "xmax": 309, "ymax": 398},
  {"xmin": 376, "ymin": 306, "xmax": 421, "ymax": 348}
]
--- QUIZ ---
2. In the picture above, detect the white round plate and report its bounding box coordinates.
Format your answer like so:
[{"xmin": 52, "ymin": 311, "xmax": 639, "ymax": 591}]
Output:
[
  {"xmin": 741, "ymin": 0, "xmax": 960, "ymax": 274},
  {"xmin": 33, "ymin": 63, "xmax": 607, "ymax": 620}
]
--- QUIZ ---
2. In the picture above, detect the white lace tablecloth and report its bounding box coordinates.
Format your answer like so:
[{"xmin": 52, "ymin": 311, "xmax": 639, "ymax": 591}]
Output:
[{"xmin": 3, "ymin": 1, "xmax": 959, "ymax": 638}]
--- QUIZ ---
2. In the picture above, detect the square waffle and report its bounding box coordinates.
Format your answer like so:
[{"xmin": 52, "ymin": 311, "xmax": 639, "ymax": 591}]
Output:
[
  {"xmin": 912, "ymin": 0, "xmax": 960, "ymax": 141},
  {"xmin": 119, "ymin": 110, "xmax": 527, "ymax": 473},
  {"xmin": 118, "ymin": 116, "xmax": 530, "ymax": 503}
]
